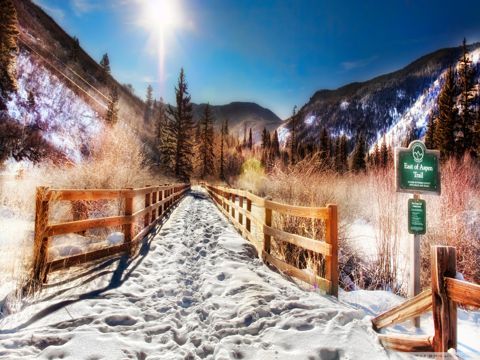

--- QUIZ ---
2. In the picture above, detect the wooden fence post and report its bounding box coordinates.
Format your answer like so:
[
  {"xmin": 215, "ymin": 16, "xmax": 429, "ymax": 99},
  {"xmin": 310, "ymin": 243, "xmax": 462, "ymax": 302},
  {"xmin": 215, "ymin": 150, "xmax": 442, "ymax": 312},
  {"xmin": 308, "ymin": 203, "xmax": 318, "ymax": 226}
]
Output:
[
  {"xmin": 431, "ymin": 245, "xmax": 457, "ymax": 353},
  {"xmin": 263, "ymin": 199, "xmax": 272, "ymax": 262},
  {"xmin": 151, "ymin": 189, "xmax": 157, "ymax": 223},
  {"xmin": 246, "ymin": 196, "xmax": 252, "ymax": 233},
  {"xmin": 123, "ymin": 188, "xmax": 134, "ymax": 255},
  {"xmin": 159, "ymin": 186, "xmax": 164, "ymax": 216},
  {"xmin": 326, "ymin": 204, "xmax": 339, "ymax": 297},
  {"xmin": 32, "ymin": 186, "xmax": 50, "ymax": 285},
  {"xmin": 144, "ymin": 185, "xmax": 151, "ymax": 228},
  {"xmin": 239, "ymin": 195, "xmax": 244, "ymax": 226},
  {"xmin": 231, "ymin": 194, "xmax": 235, "ymax": 219}
]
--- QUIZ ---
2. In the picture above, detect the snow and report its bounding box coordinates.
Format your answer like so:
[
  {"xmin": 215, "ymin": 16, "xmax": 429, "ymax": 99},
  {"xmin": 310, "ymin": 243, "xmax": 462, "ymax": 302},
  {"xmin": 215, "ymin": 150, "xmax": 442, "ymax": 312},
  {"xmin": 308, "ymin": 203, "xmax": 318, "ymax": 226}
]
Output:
[
  {"xmin": 304, "ymin": 114, "xmax": 315, "ymax": 125},
  {"xmin": 6, "ymin": 51, "xmax": 104, "ymax": 162},
  {"xmin": 277, "ymin": 123, "xmax": 290, "ymax": 147},
  {"xmin": 340, "ymin": 100, "xmax": 349, "ymax": 111},
  {"xmin": 0, "ymin": 189, "xmax": 388, "ymax": 359}
]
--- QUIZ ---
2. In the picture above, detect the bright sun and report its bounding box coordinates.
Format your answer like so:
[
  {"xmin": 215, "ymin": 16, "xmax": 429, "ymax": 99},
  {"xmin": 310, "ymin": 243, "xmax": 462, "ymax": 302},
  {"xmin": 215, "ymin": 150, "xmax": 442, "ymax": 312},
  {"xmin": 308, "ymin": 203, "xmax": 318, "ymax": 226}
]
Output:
[{"xmin": 138, "ymin": 0, "xmax": 183, "ymax": 35}]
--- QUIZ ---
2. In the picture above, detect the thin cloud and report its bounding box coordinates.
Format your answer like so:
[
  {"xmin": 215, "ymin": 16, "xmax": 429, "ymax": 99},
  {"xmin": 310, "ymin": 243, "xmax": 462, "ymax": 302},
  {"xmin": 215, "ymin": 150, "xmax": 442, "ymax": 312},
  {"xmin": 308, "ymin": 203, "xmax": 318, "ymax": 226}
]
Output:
[
  {"xmin": 341, "ymin": 55, "xmax": 378, "ymax": 71},
  {"xmin": 33, "ymin": 0, "xmax": 65, "ymax": 20},
  {"xmin": 70, "ymin": 0, "xmax": 101, "ymax": 16}
]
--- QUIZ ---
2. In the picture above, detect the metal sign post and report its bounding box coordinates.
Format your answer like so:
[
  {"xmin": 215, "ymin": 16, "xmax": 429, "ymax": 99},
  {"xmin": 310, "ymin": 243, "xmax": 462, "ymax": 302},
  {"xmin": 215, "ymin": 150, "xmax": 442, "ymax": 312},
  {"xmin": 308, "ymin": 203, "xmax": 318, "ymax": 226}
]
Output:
[{"xmin": 395, "ymin": 141, "xmax": 440, "ymax": 328}]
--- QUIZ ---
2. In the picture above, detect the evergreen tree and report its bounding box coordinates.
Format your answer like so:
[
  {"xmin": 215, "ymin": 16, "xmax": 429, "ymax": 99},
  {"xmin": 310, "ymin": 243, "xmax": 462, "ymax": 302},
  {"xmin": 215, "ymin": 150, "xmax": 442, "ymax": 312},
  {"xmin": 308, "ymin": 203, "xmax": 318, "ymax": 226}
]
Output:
[
  {"xmin": 71, "ymin": 36, "xmax": 80, "ymax": 61},
  {"xmin": 351, "ymin": 134, "xmax": 367, "ymax": 172},
  {"xmin": 242, "ymin": 122, "xmax": 247, "ymax": 147},
  {"xmin": 271, "ymin": 130, "xmax": 280, "ymax": 157},
  {"xmin": 248, "ymin": 128, "xmax": 253, "ymax": 149},
  {"xmin": 261, "ymin": 127, "xmax": 271, "ymax": 149},
  {"xmin": 105, "ymin": 87, "xmax": 119, "ymax": 125},
  {"xmin": 153, "ymin": 98, "xmax": 170, "ymax": 166},
  {"xmin": 199, "ymin": 103, "xmax": 215, "ymax": 178},
  {"xmin": 319, "ymin": 127, "xmax": 330, "ymax": 163},
  {"xmin": 144, "ymin": 84, "xmax": 153, "ymax": 123},
  {"xmin": 99, "ymin": 53, "xmax": 111, "ymax": 81},
  {"xmin": 0, "ymin": 0, "xmax": 19, "ymax": 110},
  {"xmin": 166, "ymin": 68, "xmax": 195, "ymax": 180},
  {"xmin": 457, "ymin": 38, "xmax": 476, "ymax": 155},
  {"xmin": 435, "ymin": 67, "xmax": 457, "ymax": 158},
  {"xmin": 339, "ymin": 135, "xmax": 349, "ymax": 173},
  {"xmin": 425, "ymin": 114, "xmax": 436, "ymax": 149},
  {"xmin": 27, "ymin": 90, "xmax": 35, "ymax": 110},
  {"xmin": 334, "ymin": 137, "xmax": 341, "ymax": 172},
  {"xmin": 373, "ymin": 142, "xmax": 380, "ymax": 168},
  {"xmin": 219, "ymin": 119, "xmax": 228, "ymax": 180},
  {"xmin": 380, "ymin": 135, "xmax": 388, "ymax": 167}
]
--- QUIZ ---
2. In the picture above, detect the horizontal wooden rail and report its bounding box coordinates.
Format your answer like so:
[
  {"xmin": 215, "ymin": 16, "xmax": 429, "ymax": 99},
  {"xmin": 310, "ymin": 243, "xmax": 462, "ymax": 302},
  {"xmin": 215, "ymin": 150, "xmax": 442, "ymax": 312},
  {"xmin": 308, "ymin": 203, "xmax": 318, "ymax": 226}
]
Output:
[
  {"xmin": 204, "ymin": 183, "xmax": 338, "ymax": 296},
  {"xmin": 445, "ymin": 278, "xmax": 480, "ymax": 308},
  {"xmin": 378, "ymin": 334, "xmax": 434, "ymax": 352},
  {"xmin": 32, "ymin": 183, "xmax": 190, "ymax": 285},
  {"xmin": 372, "ymin": 289, "xmax": 433, "ymax": 330}
]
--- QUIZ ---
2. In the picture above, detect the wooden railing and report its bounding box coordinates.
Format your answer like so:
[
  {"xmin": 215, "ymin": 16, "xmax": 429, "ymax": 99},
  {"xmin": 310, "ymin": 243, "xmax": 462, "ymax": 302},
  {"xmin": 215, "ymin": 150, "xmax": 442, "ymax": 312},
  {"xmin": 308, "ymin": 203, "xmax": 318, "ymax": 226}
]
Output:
[
  {"xmin": 32, "ymin": 183, "xmax": 190, "ymax": 285},
  {"xmin": 203, "ymin": 184, "xmax": 338, "ymax": 297},
  {"xmin": 372, "ymin": 245, "xmax": 480, "ymax": 353}
]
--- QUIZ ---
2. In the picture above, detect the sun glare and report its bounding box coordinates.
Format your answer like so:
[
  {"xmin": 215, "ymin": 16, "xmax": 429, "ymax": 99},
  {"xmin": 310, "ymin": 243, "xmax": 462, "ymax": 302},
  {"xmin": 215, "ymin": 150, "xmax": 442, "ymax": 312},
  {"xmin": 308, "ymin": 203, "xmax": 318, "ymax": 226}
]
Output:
[{"xmin": 138, "ymin": 0, "xmax": 183, "ymax": 34}]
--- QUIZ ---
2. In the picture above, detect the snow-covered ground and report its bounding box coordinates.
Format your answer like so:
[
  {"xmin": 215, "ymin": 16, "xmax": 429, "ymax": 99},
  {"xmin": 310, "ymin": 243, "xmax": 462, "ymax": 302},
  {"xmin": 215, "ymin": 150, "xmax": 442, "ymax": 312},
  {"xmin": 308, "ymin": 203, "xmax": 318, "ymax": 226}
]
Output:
[{"xmin": 0, "ymin": 188, "xmax": 478, "ymax": 359}]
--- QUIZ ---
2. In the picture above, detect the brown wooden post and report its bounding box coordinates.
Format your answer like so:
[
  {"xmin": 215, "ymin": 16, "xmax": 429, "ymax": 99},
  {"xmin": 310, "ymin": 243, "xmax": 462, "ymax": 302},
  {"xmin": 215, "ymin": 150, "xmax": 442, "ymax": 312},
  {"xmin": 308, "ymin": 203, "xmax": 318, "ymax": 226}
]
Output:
[
  {"xmin": 123, "ymin": 188, "xmax": 134, "ymax": 254},
  {"xmin": 151, "ymin": 189, "xmax": 157, "ymax": 223},
  {"xmin": 159, "ymin": 187, "xmax": 164, "ymax": 217},
  {"xmin": 231, "ymin": 193, "xmax": 236, "ymax": 219},
  {"xmin": 263, "ymin": 202, "xmax": 272, "ymax": 262},
  {"xmin": 431, "ymin": 245, "xmax": 457, "ymax": 353},
  {"xmin": 246, "ymin": 196, "xmax": 252, "ymax": 233},
  {"xmin": 239, "ymin": 195, "xmax": 244, "ymax": 225},
  {"xmin": 32, "ymin": 186, "xmax": 50, "ymax": 285},
  {"xmin": 326, "ymin": 204, "xmax": 339, "ymax": 297},
  {"xmin": 144, "ymin": 185, "xmax": 151, "ymax": 228}
]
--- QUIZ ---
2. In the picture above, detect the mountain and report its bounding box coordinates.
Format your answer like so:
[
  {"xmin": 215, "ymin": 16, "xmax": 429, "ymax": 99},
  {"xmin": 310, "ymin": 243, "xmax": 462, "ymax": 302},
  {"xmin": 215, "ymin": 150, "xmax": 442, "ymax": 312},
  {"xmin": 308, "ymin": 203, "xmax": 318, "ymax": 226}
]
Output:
[
  {"xmin": 278, "ymin": 43, "xmax": 480, "ymax": 150},
  {"xmin": 192, "ymin": 102, "xmax": 283, "ymax": 143}
]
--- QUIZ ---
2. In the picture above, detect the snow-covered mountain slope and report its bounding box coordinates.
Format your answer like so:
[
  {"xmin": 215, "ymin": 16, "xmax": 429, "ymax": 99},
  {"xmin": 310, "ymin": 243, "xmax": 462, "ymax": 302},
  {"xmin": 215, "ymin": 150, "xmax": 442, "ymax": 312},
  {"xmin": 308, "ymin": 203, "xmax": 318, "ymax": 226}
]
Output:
[
  {"xmin": 279, "ymin": 43, "xmax": 480, "ymax": 149},
  {"xmin": 6, "ymin": 51, "xmax": 104, "ymax": 164},
  {"xmin": 0, "ymin": 189, "xmax": 387, "ymax": 359}
]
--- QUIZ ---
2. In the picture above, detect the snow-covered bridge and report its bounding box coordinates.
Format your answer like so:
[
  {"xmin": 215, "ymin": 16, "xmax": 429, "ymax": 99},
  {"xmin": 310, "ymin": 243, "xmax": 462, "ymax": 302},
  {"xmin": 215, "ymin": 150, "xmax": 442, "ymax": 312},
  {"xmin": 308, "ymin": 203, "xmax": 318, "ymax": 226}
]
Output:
[{"xmin": 0, "ymin": 188, "xmax": 386, "ymax": 359}]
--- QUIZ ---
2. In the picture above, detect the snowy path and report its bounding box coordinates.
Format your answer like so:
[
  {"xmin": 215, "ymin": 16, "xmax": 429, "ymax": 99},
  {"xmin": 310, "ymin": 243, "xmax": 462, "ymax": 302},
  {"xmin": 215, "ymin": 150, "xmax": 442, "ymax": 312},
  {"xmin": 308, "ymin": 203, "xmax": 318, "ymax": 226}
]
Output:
[{"xmin": 0, "ymin": 189, "xmax": 388, "ymax": 360}]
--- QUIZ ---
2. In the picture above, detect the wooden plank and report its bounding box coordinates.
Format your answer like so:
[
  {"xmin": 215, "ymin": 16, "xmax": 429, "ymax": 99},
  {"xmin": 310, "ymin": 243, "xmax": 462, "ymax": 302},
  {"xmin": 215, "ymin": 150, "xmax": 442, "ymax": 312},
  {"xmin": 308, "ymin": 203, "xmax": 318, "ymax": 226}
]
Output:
[
  {"xmin": 445, "ymin": 278, "xmax": 480, "ymax": 308},
  {"xmin": 378, "ymin": 334, "xmax": 433, "ymax": 352},
  {"xmin": 46, "ymin": 189, "xmax": 130, "ymax": 201},
  {"xmin": 47, "ymin": 241, "xmax": 130, "ymax": 272},
  {"xmin": 431, "ymin": 245, "xmax": 457, "ymax": 353},
  {"xmin": 32, "ymin": 186, "xmax": 50, "ymax": 284},
  {"xmin": 46, "ymin": 215, "xmax": 131, "ymax": 236},
  {"xmin": 263, "ymin": 225, "xmax": 331, "ymax": 256},
  {"xmin": 264, "ymin": 199, "xmax": 329, "ymax": 219},
  {"xmin": 372, "ymin": 289, "xmax": 433, "ymax": 330},
  {"xmin": 262, "ymin": 251, "xmax": 331, "ymax": 292},
  {"xmin": 123, "ymin": 190, "xmax": 134, "ymax": 254},
  {"xmin": 326, "ymin": 204, "xmax": 338, "ymax": 297}
]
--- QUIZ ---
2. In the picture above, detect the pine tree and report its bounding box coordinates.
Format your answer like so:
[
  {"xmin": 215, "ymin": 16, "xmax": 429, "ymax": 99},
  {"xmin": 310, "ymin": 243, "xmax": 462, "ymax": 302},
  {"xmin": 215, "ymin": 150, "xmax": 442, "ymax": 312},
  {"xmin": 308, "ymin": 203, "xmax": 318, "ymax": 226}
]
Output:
[
  {"xmin": 167, "ymin": 68, "xmax": 195, "ymax": 180},
  {"xmin": 380, "ymin": 135, "xmax": 388, "ymax": 167},
  {"xmin": 71, "ymin": 36, "xmax": 80, "ymax": 61},
  {"xmin": 157, "ymin": 99, "xmax": 176, "ymax": 172},
  {"xmin": 351, "ymin": 134, "xmax": 367, "ymax": 172},
  {"xmin": 339, "ymin": 134, "xmax": 349, "ymax": 173},
  {"xmin": 271, "ymin": 129, "xmax": 280, "ymax": 157},
  {"xmin": 100, "ymin": 53, "xmax": 110, "ymax": 82},
  {"xmin": 261, "ymin": 127, "xmax": 271, "ymax": 149},
  {"xmin": 0, "ymin": 0, "xmax": 19, "ymax": 110},
  {"xmin": 144, "ymin": 84, "xmax": 153, "ymax": 123},
  {"xmin": 27, "ymin": 90, "xmax": 35, "ymax": 110},
  {"xmin": 457, "ymin": 38, "xmax": 476, "ymax": 155},
  {"xmin": 219, "ymin": 119, "xmax": 228, "ymax": 180},
  {"xmin": 153, "ymin": 98, "xmax": 169, "ymax": 166},
  {"xmin": 425, "ymin": 114, "xmax": 436, "ymax": 149},
  {"xmin": 248, "ymin": 128, "xmax": 253, "ymax": 149},
  {"xmin": 373, "ymin": 142, "xmax": 380, "ymax": 168},
  {"xmin": 105, "ymin": 87, "xmax": 119, "ymax": 125},
  {"xmin": 319, "ymin": 127, "xmax": 330, "ymax": 163},
  {"xmin": 199, "ymin": 103, "xmax": 215, "ymax": 178},
  {"xmin": 435, "ymin": 67, "xmax": 457, "ymax": 158}
]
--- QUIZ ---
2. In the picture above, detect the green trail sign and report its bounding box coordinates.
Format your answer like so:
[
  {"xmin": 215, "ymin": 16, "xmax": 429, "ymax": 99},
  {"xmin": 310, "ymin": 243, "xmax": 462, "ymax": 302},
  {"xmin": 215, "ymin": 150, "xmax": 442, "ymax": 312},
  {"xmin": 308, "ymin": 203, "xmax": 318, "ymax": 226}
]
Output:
[
  {"xmin": 396, "ymin": 140, "xmax": 441, "ymax": 195},
  {"xmin": 408, "ymin": 199, "xmax": 426, "ymax": 235}
]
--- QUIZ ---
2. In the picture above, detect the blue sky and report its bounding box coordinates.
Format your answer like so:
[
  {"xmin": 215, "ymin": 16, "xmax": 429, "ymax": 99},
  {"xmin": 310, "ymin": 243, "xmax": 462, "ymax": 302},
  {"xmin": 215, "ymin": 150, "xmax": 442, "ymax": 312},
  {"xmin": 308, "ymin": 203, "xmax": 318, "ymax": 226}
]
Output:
[{"xmin": 34, "ymin": 0, "xmax": 480, "ymax": 119}]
